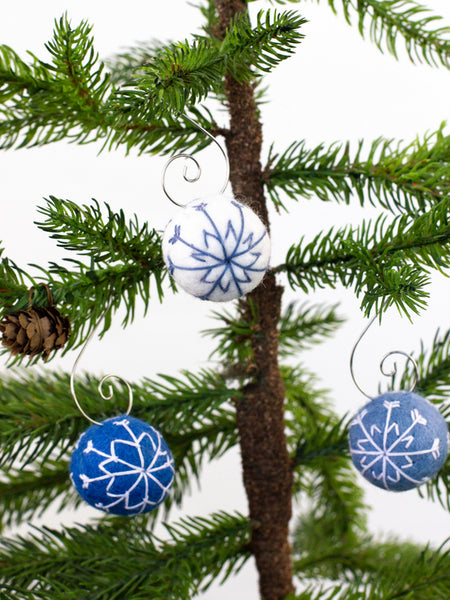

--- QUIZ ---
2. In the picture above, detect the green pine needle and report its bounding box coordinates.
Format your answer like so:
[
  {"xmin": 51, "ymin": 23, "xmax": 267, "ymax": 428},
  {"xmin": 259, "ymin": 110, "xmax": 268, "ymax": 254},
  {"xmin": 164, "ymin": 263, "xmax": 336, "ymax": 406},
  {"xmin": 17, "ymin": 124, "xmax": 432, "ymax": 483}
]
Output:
[
  {"xmin": 221, "ymin": 10, "xmax": 306, "ymax": 81},
  {"xmin": 291, "ymin": 539, "xmax": 450, "ymax": 599},
  {"xmin": 0, "ymin": 462, "xmax": 77, "ymax": 531},
  {"xmin": 132, "ymin": 9, "xmax": 305, "ymax": 113},
  {"xmin": 0, "ymin": 198, "xmax": 170, "ymax": 362},
  {"xmin": 0, "ymin": 17, "xmax": 219, "ymax": 155},
  {"xmin": 279, "ymin": 301, "xmax": 344, "ymax": 357},
  {"xmin": 0, "ymin": 15, "xmax": 110, "ymax": 150},
  {"xmin": 268, "ymin": 0, "xmax": 450, "ymax": 69},
  {"xmin": 0, "ymin": 511, "xmax": 251, "ymax": 599},
  {"xmin": 265, "ymin": 126, "xmax": 450, "ymax": 213},
  {"xmin": 276, "ymin": 198, "xmax": 450, "ymax": 319},
  {"xmin": 0, "ymin": 369, "xmax": 238, "ymax": 527},
  {"xmin": 202, "ymin": 300, "xmax": 343, "ymax": 375}
]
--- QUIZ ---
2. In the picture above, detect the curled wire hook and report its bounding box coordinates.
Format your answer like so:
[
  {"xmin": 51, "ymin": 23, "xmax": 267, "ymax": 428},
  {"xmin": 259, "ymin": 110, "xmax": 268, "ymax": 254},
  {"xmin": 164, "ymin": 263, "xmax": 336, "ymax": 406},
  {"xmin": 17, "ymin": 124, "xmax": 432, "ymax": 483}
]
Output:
[
  {"xmin": 70, "ymin": 303, "xmax": 133, "ymax": 426},
  {"xmin": 349, "ymin": 315, "xmax": 419, "ymax": 400},
  {"xmin": 161, "ymin": 112, "xmax": 230, "ymax": 207}
]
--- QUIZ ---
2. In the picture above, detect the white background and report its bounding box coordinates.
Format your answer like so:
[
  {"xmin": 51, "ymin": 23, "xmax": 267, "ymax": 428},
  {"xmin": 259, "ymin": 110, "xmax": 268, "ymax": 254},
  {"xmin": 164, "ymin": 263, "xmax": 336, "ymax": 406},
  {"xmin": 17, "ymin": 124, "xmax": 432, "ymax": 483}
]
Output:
[{"xmin": 1, "ymin": 1, "xmax": 450, "ymax": 597}]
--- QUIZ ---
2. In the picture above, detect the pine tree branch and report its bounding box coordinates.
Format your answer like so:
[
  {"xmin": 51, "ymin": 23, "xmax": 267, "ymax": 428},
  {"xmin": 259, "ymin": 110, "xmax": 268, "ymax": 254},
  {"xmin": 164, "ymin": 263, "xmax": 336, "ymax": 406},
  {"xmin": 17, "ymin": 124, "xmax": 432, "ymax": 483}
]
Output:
[
  {"xmin": 220, "ymin": 9, "xmax": 306, "ymax": 80},
  {"xmin": 129, "ymin": 39, "xmax": 223, "ymax": 114},
  {"xmin": 0, "ymin": 370, "xmax": 238, "ymax": 527},
  {"xmin": 0, "ymin": 9, "xmax": 302, "ymax": 154},
  {"xmin": 198, "ymin": 0, "xmax": 222, "ymax": 38},
  {"xmin": 291, "ymin": 539, "xmax": 450, "ymax": 599},
  {"xmin": 0, "ymin": 198, "xmax": 171, "ymax": 361},
  {"xmin": 283, "ymin": 363, "xmax": 336, "ymax": 471},
  {"xmin": 0, "ymin": 368, "xmax": 238, "ymax": 471},
  {"xmin": 0, "ymin": 16, "xmax": 110, "ymax": 149},
  {"xmin": 264, "ymin": 127, "xmax": 450, "ymax": 213},
  {"xmin": 0, "ymin": 260, "xmax": 163, "ymax": 361},
  {"xmin": 283, "ymin": 368, "xmax": 367, "ymax": 545},
  {"xmin": 279, "ymin": 301, "xmax": 344, "ymax": 357},
  {"xmin": 292, "ymin": 507, "xmax": 443, "ymax": 588},
  {"xmin": 276, "ymin": 198, "xmax": 450, "ymax": 318},
  {"xmin": 203, "ymin": 300, "xmax": 343, "ymax": 376},
  {"xmin": 0, "ymin": 462, "xmax": 76, "ymax": 531},
  {"xmin": 133, "ymin": 9, "xmax": 304, "ymax": 114},
  {"xmin": 269, "ymin": 0, "xmax": 450, "ymax": 69},
  {"xmin": 293, "ymin": 513, "xmax": 423, "ymax": 582},
  {"xmin": 36, "ymin": 197, "xmax": 163, "ymax": 271},
  {"xmin": 106, "ymin": 40, "xmax": 167, "ymax": 85},
  {"xmin": 0, "ymin": 511, "xmax": 251, "ymax": 599},
  {"xmin": 0, "ymin": 18, "xmax": 218, "ymax": 155},
  {"xmin": 293, "ymin": 415, "xmax": 350, "ymax": 466},
  {"xmin": 283, "ymin": 363, "xmax": 335, "ymax": 429},
  {"xmin": 0, "ymin": 252, "xmax": 34, "ymax": 304},
  {"xmin": 298, "ymin": 457, "xmax": 366, "ymax": 542},
  {"xmin": 0, "ymin": 255, "xmax": 154, "ymax": 328}
]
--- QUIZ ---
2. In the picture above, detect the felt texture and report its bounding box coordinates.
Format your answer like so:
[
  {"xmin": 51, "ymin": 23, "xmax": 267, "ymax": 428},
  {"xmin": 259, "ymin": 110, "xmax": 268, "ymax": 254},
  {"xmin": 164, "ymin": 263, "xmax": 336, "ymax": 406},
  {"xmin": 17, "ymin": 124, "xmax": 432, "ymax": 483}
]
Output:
[
  {"xmin": 349, "ymin": 391, "xmax": 449, "ymax": 491},
  {"xmin": 162, "ymin": 194, "xmax": 271, "ymax": 302},
  {"xmin": 70, "ymin": 415, "xmax": 175, "ymax": 515}
]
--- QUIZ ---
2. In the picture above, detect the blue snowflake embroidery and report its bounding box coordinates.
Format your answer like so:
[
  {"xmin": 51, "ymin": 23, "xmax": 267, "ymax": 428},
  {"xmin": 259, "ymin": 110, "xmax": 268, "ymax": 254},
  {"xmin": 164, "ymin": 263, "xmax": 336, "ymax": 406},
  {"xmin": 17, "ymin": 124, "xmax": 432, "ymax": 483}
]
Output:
[
  {"xmin": 350, "ymin": 400, "xmax": 441, "ymax": 490},
  {"xmin": 76, "ymin": 418, "xmax": 175, "ymax": 514},
  {"xmin": 169, "ymin": 225, "xmax": 181, "ymax": 245},
  {"xmin": 167, "ymin": 200, "xmax": 268, "ymax": 299}
]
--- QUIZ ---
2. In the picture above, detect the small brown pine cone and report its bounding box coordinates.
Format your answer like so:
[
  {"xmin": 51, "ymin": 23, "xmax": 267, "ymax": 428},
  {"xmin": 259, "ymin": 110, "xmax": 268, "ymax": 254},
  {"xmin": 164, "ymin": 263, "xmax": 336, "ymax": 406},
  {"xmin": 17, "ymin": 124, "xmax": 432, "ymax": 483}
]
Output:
[{"xmin": 0, "ymin": 306, "xmax": 71, "ymax": 361}]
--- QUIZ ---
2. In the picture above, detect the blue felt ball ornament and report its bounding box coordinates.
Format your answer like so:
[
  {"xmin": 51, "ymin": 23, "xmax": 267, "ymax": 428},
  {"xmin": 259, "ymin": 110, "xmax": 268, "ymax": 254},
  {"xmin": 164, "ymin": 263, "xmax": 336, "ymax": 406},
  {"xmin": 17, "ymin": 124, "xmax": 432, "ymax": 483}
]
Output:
[
  {"xmin": 162, "ymin": 194, "xmax": 271, "ymax": 302},
  {"xmin": 70, "ymin": 415, "xmax": 175, "ymax": 516},
  {"xmin": 349, "ymin": 391, "xmax": 449, "ymax": 491}
]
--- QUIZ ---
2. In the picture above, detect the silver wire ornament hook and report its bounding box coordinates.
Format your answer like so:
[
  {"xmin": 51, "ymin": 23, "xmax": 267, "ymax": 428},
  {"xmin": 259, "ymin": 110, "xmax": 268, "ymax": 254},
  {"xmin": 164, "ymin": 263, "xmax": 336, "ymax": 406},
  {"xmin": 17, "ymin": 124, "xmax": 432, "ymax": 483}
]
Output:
[
  {"xmin": 349, "ymin": 315, "xmax": 419, "ymax": 400},
  {"xmin": 161, "ymin": 112, "xmax": 230, "ymax": 207},
  {"xmin": 70, "ymin": 303, "xmax": 133, "ymax": 426}
]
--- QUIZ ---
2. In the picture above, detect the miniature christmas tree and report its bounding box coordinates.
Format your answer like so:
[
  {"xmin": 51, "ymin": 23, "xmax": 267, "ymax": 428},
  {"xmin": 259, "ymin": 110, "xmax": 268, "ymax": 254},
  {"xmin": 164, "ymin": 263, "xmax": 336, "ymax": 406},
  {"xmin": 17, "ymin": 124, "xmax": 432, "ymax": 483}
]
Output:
[{"xmin": 0, "ymin": 1, "xmax": 449, "ymax": 599}]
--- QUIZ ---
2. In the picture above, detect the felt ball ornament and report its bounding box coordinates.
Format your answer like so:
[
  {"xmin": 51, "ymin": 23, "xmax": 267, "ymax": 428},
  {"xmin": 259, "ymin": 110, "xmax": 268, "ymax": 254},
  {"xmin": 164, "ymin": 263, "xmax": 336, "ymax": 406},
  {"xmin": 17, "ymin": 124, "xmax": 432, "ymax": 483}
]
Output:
[
  {"xmin": 70, "ymin": 415, "xmax": 175, "ymax": 516},
  {"xmin": 349, "ymin": 391, "xmax": 449, "ymax": 491},
  {"xmin": 162, "ymin": 194, "xmax": 271, "ymax": 302}
]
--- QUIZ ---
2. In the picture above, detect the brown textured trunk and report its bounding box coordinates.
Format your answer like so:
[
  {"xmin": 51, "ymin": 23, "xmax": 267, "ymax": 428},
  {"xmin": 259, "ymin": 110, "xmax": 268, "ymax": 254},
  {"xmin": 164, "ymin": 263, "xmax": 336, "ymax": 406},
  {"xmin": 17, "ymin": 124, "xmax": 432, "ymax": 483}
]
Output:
[{"xmin": 215, "ymin": 2, "xmax": 294, "ymax": 598}]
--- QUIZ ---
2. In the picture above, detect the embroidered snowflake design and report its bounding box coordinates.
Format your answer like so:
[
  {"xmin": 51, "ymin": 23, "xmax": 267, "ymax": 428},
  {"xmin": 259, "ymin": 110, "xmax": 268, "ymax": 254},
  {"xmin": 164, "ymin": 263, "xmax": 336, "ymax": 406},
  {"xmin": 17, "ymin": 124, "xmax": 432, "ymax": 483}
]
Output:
[
  {"xmin": 350, "ymin": 400, "xmax": 441, "ymax": 489},
  {"xmin": 166, "ymin": 200, "xmax": 268, "ymax": 300},
  {"xmin": 76, "ymin": 418, "xmax": 175, "ymax": 514}
]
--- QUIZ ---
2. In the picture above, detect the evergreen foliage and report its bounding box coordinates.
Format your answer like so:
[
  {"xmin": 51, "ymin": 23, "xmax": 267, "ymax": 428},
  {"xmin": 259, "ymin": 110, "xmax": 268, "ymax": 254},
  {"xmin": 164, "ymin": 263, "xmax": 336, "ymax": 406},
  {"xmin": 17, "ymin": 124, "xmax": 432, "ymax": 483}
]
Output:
[
  {"xmin": 290, "ymin": 539, "xmax": 450, "ymax": 599},
  {"xmin": 0, "ymin": 368, "xmax": 237, "ymax": 529},
  {"xmin": 265, "ymin": 127, "xmax": 450, "ymax": 213},
  {"xmin": 128, "ymin": 10, "xmax": 305, "ymax": 112},
  {"xmin": 0, "ymin": 197, "xmax": 167, "ymax": 359},
  {"xmin": 0, "ymin": 1, "xmax": 449, "ymax": 599},
  {"xmin": 269, "ymin": 0, "xmax": 450, "ymax": 68},
  {"xmin": 278, "ymin": 197, "xmax": 450, "ymax": 317},
  {"xmin": 0, "ymin": 511, "xmax": 251, "ymax": 599}
]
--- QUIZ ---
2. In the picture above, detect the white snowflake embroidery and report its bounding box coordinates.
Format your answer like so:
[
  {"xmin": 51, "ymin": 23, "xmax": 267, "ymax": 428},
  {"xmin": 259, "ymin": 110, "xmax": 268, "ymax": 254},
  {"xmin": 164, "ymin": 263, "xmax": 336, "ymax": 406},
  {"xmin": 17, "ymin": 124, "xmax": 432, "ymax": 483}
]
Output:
[
  {"xmin": 78, "ymin": 418, "xmax": 174, "ymax": 514},
  {"xmin": 350, "ymin": 400, "xmax": 441, "ymax": 489}
]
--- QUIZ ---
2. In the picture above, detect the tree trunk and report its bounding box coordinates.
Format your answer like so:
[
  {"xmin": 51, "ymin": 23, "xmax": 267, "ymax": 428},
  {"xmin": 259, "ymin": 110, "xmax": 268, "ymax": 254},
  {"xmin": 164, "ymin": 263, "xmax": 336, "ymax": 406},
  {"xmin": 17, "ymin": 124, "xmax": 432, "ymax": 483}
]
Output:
[{"xmin": 215, "ymin": 2, "xmax": 294, "ymax": 598}]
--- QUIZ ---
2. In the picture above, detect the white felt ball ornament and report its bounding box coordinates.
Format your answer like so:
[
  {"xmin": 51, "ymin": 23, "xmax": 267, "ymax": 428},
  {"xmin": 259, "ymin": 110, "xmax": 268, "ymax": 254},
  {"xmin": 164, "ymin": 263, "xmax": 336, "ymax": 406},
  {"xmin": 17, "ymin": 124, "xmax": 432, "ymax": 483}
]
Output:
[
  {"xmin": 70, "ymin": 415, "xmax": 175, "ymax": 516},
  {"xmin": 349, "ymin": 391, "xmax": 449, "ymax": 491},
  {"xmin": 162, "ymin": 194, "xmax": 271, "ymax": 302}
]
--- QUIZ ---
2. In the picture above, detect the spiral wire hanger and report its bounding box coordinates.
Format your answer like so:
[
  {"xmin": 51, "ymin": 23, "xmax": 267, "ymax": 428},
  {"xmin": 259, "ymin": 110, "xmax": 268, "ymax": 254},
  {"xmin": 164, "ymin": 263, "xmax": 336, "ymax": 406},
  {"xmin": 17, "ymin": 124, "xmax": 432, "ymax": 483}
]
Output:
[
  {"xmin": 161, "ymin": 112, "xmax": 230, "ymax": 207},
  {"xmin": 70, "ymin": 302, "xmax": 133, "ymax": 426},
  {"xmin": 349, "ymin": 315, "xmax": 419, "ymax": 400}
]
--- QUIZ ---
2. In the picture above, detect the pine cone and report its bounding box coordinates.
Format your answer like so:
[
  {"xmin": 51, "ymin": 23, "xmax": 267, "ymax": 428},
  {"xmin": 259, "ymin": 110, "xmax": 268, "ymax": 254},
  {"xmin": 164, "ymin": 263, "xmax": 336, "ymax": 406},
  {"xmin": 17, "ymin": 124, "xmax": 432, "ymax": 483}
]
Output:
[{"xmin": 0, "ymin": 306, "xmax": 71, "ymax": 360}]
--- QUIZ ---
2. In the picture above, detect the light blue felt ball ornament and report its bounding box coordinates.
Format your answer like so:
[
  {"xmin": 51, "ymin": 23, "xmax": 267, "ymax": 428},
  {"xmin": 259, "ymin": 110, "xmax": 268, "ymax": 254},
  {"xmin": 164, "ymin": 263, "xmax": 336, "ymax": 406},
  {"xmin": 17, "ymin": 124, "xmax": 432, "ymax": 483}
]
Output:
[
  {"xmin": 349, "ymin": 391, "xmax": 449, "ymax": 491},
  {"xmin": 70, "ymin": 415, "xmax": 175, "ymax": 516},
  {"xmin": 162, "ymin": 194, "xmax": 271, "ymax": 302}
]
